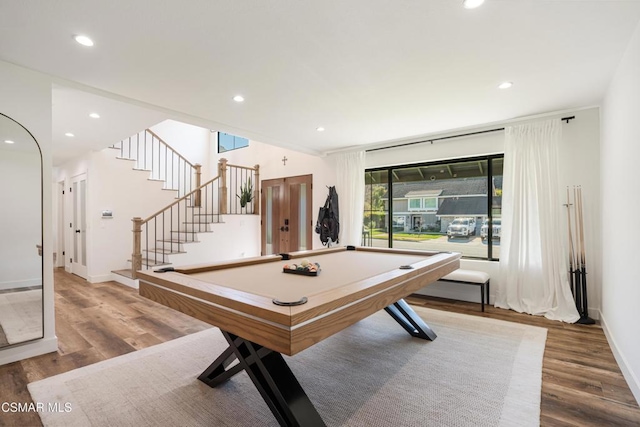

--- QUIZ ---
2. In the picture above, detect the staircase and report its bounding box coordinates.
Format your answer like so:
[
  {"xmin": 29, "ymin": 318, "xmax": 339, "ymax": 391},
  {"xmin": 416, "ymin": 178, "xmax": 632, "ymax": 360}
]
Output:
[
  {"xmin": 105, "ymin": 129, "xmax": 260, "ymax": 286},
  {"xmin": 107, "ymin": 130, "xmax": 260, "ymax": 282},
  {"xmin": 110, "ymin": 129, "xmax": 201, "ymax": 198},
  {"xmin": 131, "ymin": 158, "xmax": 259, "ymax": 278},
  {"xmin": 110, "ymin": 129, "xmax": 260, "ymax": 284}
]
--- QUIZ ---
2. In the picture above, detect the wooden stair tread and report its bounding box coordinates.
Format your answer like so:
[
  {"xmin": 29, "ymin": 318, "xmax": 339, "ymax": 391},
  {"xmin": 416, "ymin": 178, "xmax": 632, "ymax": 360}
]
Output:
[
  {"xmin": 145, "ymin": 248, "xmax": 186, "ymax": 255},
  {"xmin": 112, "ymin": 269, "xmax": 134, "ymax": 279},
  {"xmin": 128, "ymin": 258, "xmax": 171, "ymax": 267},
  {"xmin": 182, "ymin": 221, "xmax": 221, "ymax": 224},
  {"xmin": 156, "ymin": 238, "xmax": 200, "ymax": 244}
]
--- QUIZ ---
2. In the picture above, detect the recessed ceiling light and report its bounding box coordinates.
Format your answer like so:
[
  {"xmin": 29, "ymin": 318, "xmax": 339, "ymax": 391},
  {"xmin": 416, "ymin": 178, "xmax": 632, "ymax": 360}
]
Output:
[
  {"xmin": 4, "ymin": 140, "xmax": 15, "ymax": 144},
  {"xmin": 89, "ymin": 112, "xmax": 100, "ymax": 118},
  {"xmin": 463, "ymin": 0, "xmax": 485, "ymax": 9},
  {"xmin": 498, "ymin": 81, "xmax": 513, "ymax": 89},
  {"xmin": 233, "ymin": 95, "xmax": 245, "ymax": 103},
  {"xmin": 65, "ymin": 132, "xmax": 75, "ymax": 137},
  {"xmin": 316, "ymin": 127, "xmax": 325, "ymax": 132},
  {"xmin": 74, "ymin": 35, "xmax": 94, "ymax": 47}
]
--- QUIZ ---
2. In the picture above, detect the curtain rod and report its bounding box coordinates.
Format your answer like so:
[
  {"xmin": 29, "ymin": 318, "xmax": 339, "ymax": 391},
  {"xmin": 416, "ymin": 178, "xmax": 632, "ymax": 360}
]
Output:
[{"xmin": 366, "ymin": 116, "xmax": 576, "ymax": 153}]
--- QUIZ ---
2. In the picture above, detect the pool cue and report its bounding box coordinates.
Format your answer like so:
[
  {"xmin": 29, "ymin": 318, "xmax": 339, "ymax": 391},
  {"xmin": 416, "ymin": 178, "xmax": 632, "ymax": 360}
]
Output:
[
  {"xmin": 576, "ymin": 186, "xmax": 595, "ymax": 324},
  {"xmin": 572, "ymin": 187, "xmax": 583, "ymax": 313},
  {"xmin": 565, "ymin": 187, "xmax": 576, "ymax": 297},
  {"xmin": 576, "ymin": 186, "xmax": 586, "ymax": 316}
]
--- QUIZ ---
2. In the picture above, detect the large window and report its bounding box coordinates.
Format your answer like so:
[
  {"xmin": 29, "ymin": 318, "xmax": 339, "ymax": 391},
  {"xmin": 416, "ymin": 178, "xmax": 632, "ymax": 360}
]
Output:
[
  {"xmin": 218, "ymin": 132, "xmax": 249, "ymax": 153},
  {"xmin": 363, "ymin": 155, "xmax": 503, "ymax": 260}
]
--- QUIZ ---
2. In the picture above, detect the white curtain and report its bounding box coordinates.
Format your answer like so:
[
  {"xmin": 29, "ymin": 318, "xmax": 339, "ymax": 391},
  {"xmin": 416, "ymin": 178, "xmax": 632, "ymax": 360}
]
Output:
[
  {"xmin": 335, "ymin": 151, "xmax": 366, "ymax": 246},
  {"xmin": 496, "ymin": 119, "xmax": 579, "ymax": 323}
]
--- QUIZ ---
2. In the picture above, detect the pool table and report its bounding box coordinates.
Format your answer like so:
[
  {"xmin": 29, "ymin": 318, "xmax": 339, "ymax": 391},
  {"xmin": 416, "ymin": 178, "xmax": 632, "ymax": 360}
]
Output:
[{"xmin": 138, "ymin": 246, "xmax": 460, "ymax": 426}]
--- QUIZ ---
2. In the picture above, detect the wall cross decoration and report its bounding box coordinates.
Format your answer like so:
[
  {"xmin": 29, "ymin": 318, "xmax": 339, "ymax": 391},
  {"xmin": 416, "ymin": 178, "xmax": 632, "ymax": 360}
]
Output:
[{"xmin": 282, "ymin": 156, "xmax": 288, "ymax": 166}]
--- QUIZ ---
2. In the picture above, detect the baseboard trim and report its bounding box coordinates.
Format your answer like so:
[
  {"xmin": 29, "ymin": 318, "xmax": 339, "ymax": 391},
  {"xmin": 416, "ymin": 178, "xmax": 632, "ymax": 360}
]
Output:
[
  {"xmin": 600, "ymin": 310, "xmax": 640, "ymax": 405},
  {"xmin": 111, "ymin": 273, "xmax": 139, "ymax": 289},
  {"xmin": 0, "ymin": 278, "xmax": 42, "ymax": 291},
  {"xmin": 0, "ymin": 336, "xmax": 58, "ymax": 366},
  {"xmin": 88, "ymin": 273, "xmax": 114, "ymax": 284}
]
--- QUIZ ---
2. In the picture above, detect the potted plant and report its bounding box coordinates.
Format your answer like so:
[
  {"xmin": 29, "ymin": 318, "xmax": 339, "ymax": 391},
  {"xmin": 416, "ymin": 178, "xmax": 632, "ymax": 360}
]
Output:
[{"xmin": 237, "ymin": 177, "xmax": 253, "ymax": 209}]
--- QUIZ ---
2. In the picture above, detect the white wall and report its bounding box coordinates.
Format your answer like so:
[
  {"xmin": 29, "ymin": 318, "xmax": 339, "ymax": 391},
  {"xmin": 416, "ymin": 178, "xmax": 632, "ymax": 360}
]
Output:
[
  {"xmin": 167, "ymin": 215, "xmax": 261, "ymax": 267},
  {"xmin": 52, "ymin": 122, "xmax": 339, "ymax": 282},
  {"xmin": 557, "ymin": 108, "xmax": 601, "ymax": 320},
  {"xmin": 0, "ymin": 60, "xmax": 58, "ymax": 365},
  {"xmin": 55, "ymin": 149, "xmax": 180, "ymax": 282},
  {"xmin": 106, "ymin": 131, "xmax": 338, "ymax": 272},
  {"xmin": 366, "ymin": 108, "xmax": 602, "ymax": 313},
  {"xmin": 601, "ymin": 19, "xmax": 640, "ymax": 403},
  {"xmin": 151, "ymin": 119, "xmax": 212, "ymax": 178},
  {"xmin": 52, "ymin": 119, "xmax": 213, "ymax": 282},
  {"xmin": 212, "ymin": 136, "xmax": 338, "ymax": 251}
]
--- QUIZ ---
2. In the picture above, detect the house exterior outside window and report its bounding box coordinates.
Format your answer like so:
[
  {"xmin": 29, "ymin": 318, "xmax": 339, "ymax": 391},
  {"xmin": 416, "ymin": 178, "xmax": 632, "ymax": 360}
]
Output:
[{"xmin": 363, "ymin": 155, "xmax": 503, "ymax": 260}]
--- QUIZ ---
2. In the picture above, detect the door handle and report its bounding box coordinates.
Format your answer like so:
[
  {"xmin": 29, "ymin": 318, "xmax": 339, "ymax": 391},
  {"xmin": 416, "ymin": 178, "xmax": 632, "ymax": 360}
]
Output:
[
  {"xmin": 279, "ymin": 226, "xmax": 289, "ymax": 232},
  {"xmin": 75, "ymin": 229, "xmax": 81, "ymax": 233}
]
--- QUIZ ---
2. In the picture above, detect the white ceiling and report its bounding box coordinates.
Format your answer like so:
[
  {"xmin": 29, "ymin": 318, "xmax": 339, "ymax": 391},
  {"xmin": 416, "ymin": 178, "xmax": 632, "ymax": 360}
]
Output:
[
  {"xmin": 1, "ymin": 0, "xmax": 640, "ymax": 162},
  {"xmin": 51, "ymin": 86, "xmax": 169, "ymax": 165}
]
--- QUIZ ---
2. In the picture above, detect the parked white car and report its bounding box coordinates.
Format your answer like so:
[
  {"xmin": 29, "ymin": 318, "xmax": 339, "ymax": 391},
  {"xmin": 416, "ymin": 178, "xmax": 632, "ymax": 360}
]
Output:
[
  {"xmin": 446, "ymin": 217, "xmax": 476, "ymax": 239},
  {"xmin": 480, "ymin": 218, "xmax": 501, "ymax": 241}
]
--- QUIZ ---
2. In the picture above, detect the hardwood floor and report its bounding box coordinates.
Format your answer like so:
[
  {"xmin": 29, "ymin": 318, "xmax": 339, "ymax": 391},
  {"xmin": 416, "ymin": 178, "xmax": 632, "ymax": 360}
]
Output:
[
  {"xmin": 1, "ymin": 268, "xmax": 639, "ymax": 426},
  {"xmin": 0, "ymin": 269, "xmax": 210, "ymax": 427}
]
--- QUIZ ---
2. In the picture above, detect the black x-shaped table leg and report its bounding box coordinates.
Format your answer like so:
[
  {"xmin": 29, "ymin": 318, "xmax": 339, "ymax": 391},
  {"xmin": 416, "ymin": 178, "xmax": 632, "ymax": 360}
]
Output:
[
  {"xmin": 198, "ymin": 298, "xmax": 435, "ymax": 427},
  {"xmin": 384, "ymin": 298, "xmax": 437, "ymax": 340}
]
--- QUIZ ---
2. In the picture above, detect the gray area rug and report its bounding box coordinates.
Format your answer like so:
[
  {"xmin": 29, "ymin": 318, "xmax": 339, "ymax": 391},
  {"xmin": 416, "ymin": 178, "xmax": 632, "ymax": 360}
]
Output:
[
  {"xmin": 29, "ymin": 307, "xmax": 546, "ymax": 427},
  {"xmin": 0, "ymin": 289, "xmax": 42, "ymax": 344}
]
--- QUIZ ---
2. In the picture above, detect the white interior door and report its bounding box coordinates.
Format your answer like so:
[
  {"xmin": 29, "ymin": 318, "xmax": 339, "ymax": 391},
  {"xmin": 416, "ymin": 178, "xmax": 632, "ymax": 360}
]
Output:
[
  {"xmin": 57, "ymin": 181, "xmax": 65, "ymax": 268},
  {"xmin": 71, "ymin": 173, "xmax": 87, "ymax": 279}
]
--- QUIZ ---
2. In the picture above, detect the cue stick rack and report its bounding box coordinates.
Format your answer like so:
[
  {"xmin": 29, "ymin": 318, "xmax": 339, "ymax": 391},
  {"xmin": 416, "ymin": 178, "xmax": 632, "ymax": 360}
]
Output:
[{"xmin": 565, "ymin": 186, "xmax": 595, "ymax": 325}]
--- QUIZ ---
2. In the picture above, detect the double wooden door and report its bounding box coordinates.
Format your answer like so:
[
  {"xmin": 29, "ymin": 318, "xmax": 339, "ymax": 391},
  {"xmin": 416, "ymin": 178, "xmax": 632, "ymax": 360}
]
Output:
[{"xmin": 261, "ymin": 174, "xmax": 313, "ymax": 255}]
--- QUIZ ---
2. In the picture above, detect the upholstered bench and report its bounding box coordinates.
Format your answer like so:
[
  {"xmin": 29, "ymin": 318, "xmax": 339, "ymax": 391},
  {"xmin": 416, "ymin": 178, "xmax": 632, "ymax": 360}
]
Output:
[{"xmin": 439, "ymin": 270, "xmax": 490, "ymax": 312}]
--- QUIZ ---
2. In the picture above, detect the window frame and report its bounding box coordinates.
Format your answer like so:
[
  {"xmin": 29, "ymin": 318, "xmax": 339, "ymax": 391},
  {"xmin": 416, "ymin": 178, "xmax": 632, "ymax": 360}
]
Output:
[
  {"xmin": 422, "ymin": 197, "xmax": 438, "ymax": 211},
  {"xmin": 365, "ymin": 154, "xmax": 503, "ymax": 261},
  {"xmin": 218, "ymin": 132, "xmax": 249, "ymax": 153},
  {"xmin": 408, "ymin": 198, "xmax": 422, "ymax": 210}
]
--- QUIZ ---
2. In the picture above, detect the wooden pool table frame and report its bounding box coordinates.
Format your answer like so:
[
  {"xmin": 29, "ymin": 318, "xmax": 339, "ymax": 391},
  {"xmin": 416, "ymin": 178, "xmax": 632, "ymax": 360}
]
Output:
[{"xmin": 138, "ymin": 246, "xmax": 460, "ymax": 426}]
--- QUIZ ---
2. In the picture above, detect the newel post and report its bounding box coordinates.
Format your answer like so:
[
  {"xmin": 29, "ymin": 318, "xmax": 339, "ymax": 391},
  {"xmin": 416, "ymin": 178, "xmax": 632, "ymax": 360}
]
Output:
[
  {"xmin": 219, "ymin": 158, "xmax": 228, "ymax": 214},
  {"xmin": 132, "ymin": 217, "xmax": 143, "ymax": 279},
  {"xmin": 253, "ymin": 164, "xmax": 260, "ymax": 215},
  {"xmin": 194, "ymin": 164, "xmax": 202, "ymax": 208}
]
